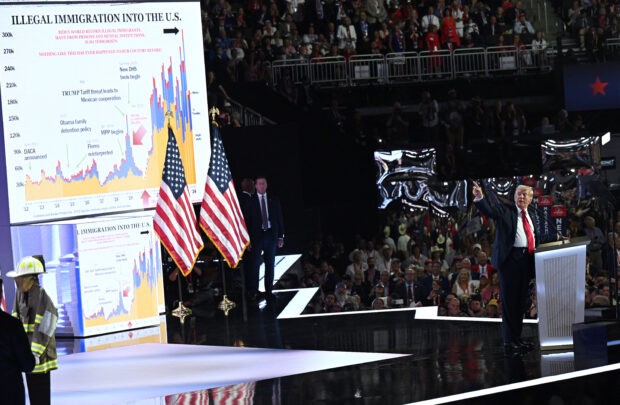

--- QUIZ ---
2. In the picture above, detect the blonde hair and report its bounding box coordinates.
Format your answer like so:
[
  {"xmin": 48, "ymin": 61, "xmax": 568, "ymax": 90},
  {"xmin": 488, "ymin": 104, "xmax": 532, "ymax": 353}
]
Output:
[{"xmin": 515, "ymin": 185, "xmax": 533, "ymax": 198}]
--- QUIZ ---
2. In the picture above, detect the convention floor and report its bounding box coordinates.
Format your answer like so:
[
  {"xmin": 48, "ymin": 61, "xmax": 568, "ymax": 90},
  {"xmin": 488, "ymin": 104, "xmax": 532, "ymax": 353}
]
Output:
[{"xmin": 54, "ymin": 291, "xmax": 620, "ymax": 404}]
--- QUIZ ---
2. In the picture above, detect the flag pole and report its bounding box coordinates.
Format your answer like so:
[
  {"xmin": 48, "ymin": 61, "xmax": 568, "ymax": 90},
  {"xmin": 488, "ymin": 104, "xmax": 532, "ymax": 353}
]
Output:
[
  {"xmin": 217, "ymin": 252, "xmax": 236, "ymax": 316},
  {"xmin": 171, "ymin": 268, "xmax": 192, "ymax": 324}
]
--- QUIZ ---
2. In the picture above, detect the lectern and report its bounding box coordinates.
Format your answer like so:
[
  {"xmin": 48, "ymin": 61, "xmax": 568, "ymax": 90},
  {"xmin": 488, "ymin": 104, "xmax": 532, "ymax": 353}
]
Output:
[{"xmin": 534, "ymin": 237, "xmax": 590, "ymax": 350}]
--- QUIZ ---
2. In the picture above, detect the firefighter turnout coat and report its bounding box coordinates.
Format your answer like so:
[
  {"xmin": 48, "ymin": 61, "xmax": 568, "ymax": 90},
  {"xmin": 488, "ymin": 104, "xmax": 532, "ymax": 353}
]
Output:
[{"xmin": 12, "ymin": 284, "xmax": 58, "ymax": 373}]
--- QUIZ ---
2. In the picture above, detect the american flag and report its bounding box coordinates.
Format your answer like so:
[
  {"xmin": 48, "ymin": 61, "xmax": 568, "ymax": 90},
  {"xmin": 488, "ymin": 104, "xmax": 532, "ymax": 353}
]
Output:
[
  {"xmin": 154, "ymin": 127, "xmax": 203, "ymax": 277},
  {"xmin": 199, "ymin": 124, "xmax": 249, "ymax": 268},
  {"xmin": 164, "ymin": 382, "xmax": 255, "ymax": 405}
]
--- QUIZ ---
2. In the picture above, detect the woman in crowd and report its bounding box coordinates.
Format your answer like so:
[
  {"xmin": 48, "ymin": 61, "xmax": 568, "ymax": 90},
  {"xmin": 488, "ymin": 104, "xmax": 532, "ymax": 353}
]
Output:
[
  {"xmin": 481, "ymin": 271, "xmax": 501, "ymax": 305},
  {"xmin": 451, "ymin": 268, "xmax": 478, "ymax": 302},
  {"xmin": 441, "ymin": 8, "xmax": 461, "ymax": 47},
  {"xmin": 426, "ymin": 278, "xmax": 446, "ymax": 306}
]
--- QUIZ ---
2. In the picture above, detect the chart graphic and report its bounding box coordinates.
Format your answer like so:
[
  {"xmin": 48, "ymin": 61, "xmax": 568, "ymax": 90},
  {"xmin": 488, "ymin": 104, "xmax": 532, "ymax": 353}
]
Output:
[
  {"xmin": 0, "ymin": 2, "xmax": 210, "ymax": 223},
  {"xmin": 77, "ymin": 214, "xmax": 163, "ymax": 336}
]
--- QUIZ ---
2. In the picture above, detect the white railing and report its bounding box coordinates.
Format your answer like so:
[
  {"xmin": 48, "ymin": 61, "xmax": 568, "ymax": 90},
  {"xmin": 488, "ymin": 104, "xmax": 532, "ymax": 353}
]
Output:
[
  {"xmin": 486, "ymin": 46, "xmax": 519, "ymax": 73},
  {"xmin": 309, "ymin": 56, "xmax": 347, "ymax": 85},
  {"xmin": 521, "ymin": 44, "xmax": 553, "ymax": 71},
  {"xmin": 271, "ymin": 57, "xmax": 309, "ymax": 87},
  {"xmin": 608, "ymin": 38, "xmax": 620, "ymax": 59},
  {"xmin": 419, "ymin": 49, "xmax": 453, "ymax": 80},
  {"xmin": 386, "ymin": 52, "xmax": 421, "ymax": 82},
  {"xmin": 225, "ymin": 98, "xmax": 274, "ymax": 126},
  {"xmin": 269, "ymin": 44, "xmax": 581, "ymax": 88},
  {"xmin": 452, "ymin": 47, "xmax": 487, "ymax": 77},
  {"xmin": 349, "ymin": 54, "xmax": 386, "ymax": 85}
]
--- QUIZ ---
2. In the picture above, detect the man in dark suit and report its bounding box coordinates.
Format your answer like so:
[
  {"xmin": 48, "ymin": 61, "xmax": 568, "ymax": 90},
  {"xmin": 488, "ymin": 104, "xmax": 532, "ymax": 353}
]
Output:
[
  {"xmin": 473, "ymin": 182, "xmax": 556, "ymax": 356},
  {"xmin": 238, "ymin": 177, "xmax": 255, "ymax": 299},
  {"xmin": 1, "ymin": 281, "xmax": 36, "ymax": 405},
  {"xmin": 398, "ymin": 268, "xmax": 425, "ymax": 307},
  {"xmin": 421, "ymin": 261, "xmax": 450, "ymax": 296},
  {"xmin": 245, "ymin": 176, "xmax": 285, "ymax": 299},
  {"xmin": 238, "ymin": 178, "xmax": 255, "ymax": 213}
]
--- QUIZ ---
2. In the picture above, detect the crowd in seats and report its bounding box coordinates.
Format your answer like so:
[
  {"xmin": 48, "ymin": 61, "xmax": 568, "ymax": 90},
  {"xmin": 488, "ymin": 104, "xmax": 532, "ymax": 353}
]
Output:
[
  {"xmin": 296, "ymin": 189, "xmax": 618, "ymax": 317},
  {"xmin": 329, "ymin": 88, "xmax": 587, "ymax": 150},
  {"xmin": 202, "ymin": 0, "xmax": 549, "ymax": 85},
  {"xmin": 563, "ymin": 0, "xmax": 620, "ymax": 61}
]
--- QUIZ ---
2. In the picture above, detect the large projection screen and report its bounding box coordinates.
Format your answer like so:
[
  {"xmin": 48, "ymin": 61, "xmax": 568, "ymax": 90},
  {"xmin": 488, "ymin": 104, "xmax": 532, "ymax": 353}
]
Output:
[{"xmin": 0, "ymin": 1, "xmax": 210, "ymax": 224}]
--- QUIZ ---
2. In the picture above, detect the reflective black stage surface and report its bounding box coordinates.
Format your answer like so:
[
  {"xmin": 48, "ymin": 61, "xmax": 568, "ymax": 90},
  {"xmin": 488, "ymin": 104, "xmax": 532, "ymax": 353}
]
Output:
[{"xmin": 161, "ymin": 291, "xmax": 620, "ymax": 404}]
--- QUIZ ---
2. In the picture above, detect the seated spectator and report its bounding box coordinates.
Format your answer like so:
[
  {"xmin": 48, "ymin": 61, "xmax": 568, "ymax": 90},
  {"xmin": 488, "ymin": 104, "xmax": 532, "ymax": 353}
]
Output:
[
  {"xmin": 409, "ymin": 245, "xmax": 428, "ymax": 272},
  {"xmin": 337, "ymin": 17, "xmax": 357, "ymax": 50},
  {"xmin": 451, "ymin": 268, "xmax": 479, "ymax": 302},
  {"xmin": 513, "ymin": 14, "xmax": 535, "ymax": 35},
  {"xmin": 400, "ymin": 268, "xmax": 425, "ymax": 307},
  {"xmin": 371, "ymin": 297, "xmax": 386, "ymax": 309},
  {"xmin": 446, "ymin": 296, "xmax": 468, "ymax": 316},
  {"xmin": 531, "ymin": 31, "xmax": 548, "ymax": 67},
  {"xmin": 371, "ymin": 30, "xmax": 387, "ymax": 54},
  {"xmin": 346, "ymin": 249, "xmax": 368, "ymax": 279},
  {"xmin": 424, "ymin": 278, "xmax": 447, "ymax": 306},
  {"xmin": 365, "ymin": 0, "xmax": 387, "ymax": 25},
  {"xmin": 263, "ymin": 20, "xmax": 277, "ymax": 37},
  {"xmin": 357, "ymin": 12, "xmax": 371, "ymax": 53},
  {"xmin": 352, "ymin": 271, "xmax": 371, "ymax": 307},
  {"xmin": 495, "ymin": 7, "xmax": 508, "ymax": 33},
  {"xmin": 451, "ymin": 1, "xmax": 465, "ymax": 38},
  {"xmin": 429, "ymin": 245, "xmax": 449, "ymax": 272},
  {"xmin": 483, "ymin": 15, "xmax": 502, "ymax": 37},
  {"xmin": 441, "ymin": 8, "xmax": 461, "ymax": 46},
  {"xmin": 326, "ymin": 22, "xmax": 337, "ymax": 47},
  {"xmin": 389, "ymin": 24, "xmax": 407, "ymax": 53},
  {"xmin": 481, "ymin": 271, "xmax": 501, "ymax": 304},
  {"xmin": 377, "ymin": 245, "xmax": 394, "ymax": 273},
  {"xmin": 323, "ymin": 293, "xmax": 336, "ymax": 312},
  {"xmin": 486, "ymin": 299, "xmax": 500, "ymax": 317},
  {"xmin": 472, "ymin": 251, "xmax": 495, "ymax": 279},
  {"xmin": 405, "ymin": 9, "xmax": 422, "ymax": 51},
  {"xmin": 504, "ymin": 101, "xmax": 527, "ymax": 137},
  {"xmin": 572, "ymin": 10, "xmax": 590, "ymax": 49},
  {"xmin": 477, "ymin": 271, "xmax": 490, "ymax": 298},
  {"xmin": 467, "ymin": 295, "xmax": 486, "ymax": 317},
  {"xmin": 422, "ymin": 6, "xmax": 441, "ymax": 33},
  {"xmin": 422, "ymin": 261, "xmax": 450, "ymax": 295}
]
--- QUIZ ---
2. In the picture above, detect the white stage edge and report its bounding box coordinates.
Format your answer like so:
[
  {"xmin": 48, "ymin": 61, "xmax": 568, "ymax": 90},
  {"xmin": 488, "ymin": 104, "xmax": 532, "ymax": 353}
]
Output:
[{"xmin": 50, "ymin": 343, "xmax": 408, "ymax": 404}]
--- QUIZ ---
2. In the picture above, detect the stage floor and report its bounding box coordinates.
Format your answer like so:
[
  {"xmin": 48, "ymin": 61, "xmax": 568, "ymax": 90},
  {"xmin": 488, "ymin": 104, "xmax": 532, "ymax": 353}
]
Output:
[{"xmin": 52, "ymin": 290, "xmax": 620, "ymax": 404}]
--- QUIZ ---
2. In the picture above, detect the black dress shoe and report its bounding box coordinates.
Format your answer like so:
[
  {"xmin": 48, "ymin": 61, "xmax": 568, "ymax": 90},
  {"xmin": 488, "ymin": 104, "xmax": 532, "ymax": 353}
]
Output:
[
  {"xmin": 504, "ymin": 342, "xmax": 524, "ymax": 357},
  {"xmin": 517, "ymin": 339, "xmax": 535, "ymax": 352}
]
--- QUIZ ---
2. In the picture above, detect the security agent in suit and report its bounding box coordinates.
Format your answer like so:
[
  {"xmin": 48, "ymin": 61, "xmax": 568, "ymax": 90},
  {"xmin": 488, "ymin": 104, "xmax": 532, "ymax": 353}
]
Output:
[
  {"xmin": 238, "ymin": 178, "xmax": 255, "ymax": 297},
  {"xmin": 0, "ymin": 282, "xmax": 36, "ymax": 405},
  {"xmin": 473, "ymin": 182, "xmax": 556, "ymax": 356},
  {"xmin": 245, "ymin": 177, "xmax": 284, "ymax": 299}
]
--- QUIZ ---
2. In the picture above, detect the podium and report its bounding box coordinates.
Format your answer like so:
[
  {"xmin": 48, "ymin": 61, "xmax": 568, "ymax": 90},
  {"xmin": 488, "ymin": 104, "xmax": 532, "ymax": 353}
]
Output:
[{"xmin": 534, "ymin": 237, "xmax": 590, "ymax": 350}]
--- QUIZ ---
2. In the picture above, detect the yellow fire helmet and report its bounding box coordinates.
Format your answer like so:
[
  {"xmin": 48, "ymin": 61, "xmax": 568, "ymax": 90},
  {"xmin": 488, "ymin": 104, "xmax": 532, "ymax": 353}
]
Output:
[{"xmin": 6, "ymin": 256, "xmax": 45, "ymax": 278}]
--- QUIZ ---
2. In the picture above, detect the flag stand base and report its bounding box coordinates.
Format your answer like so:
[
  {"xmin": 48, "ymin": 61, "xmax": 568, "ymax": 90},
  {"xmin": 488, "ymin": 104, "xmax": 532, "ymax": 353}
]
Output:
[
  {"xmin": 171, "ymin": 301, "xmax": 192, "ymax": 324},
  {"xmin": 218, "ymin": 295, "xmax": 236, "ymax": 316}
]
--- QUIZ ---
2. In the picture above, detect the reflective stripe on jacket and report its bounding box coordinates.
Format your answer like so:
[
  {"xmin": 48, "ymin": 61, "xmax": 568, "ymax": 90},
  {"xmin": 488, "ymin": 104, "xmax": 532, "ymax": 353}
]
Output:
[{"xmin": 12, "ymin": 284, "xmax": 58, "ymax": 373}]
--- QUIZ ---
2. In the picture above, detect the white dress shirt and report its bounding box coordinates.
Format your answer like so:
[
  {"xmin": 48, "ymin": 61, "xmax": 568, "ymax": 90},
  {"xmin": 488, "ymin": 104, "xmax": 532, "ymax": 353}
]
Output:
[
  {"xmin": 257, "ymin": 192, "xmax": 271, "ymax": 229},
  {"xmin": 514, "ymin": 207, "xmax": 535, "ymax": 247}
]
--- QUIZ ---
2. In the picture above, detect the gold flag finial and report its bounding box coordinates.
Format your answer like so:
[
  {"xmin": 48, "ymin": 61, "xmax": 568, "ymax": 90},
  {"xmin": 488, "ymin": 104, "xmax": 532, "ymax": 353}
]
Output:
[{"xmin": 209, "ymin": 107, "xmax": 220, "ymax": 124}]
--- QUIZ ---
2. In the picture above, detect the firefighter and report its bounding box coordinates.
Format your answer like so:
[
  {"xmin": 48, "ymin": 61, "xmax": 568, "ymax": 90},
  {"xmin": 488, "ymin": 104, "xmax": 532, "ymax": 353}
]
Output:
[{"xmin": 8, "ymin": 256, "xmax": 58, "ymax": 405}]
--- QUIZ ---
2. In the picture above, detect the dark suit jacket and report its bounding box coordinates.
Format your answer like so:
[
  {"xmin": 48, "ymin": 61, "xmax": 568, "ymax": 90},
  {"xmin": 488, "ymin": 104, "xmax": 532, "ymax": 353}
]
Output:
[
  {"xmin": 395, "ymin": 282, "xmax": 425, "ymax": 304},
  {"xmin": 0, "ymin": 310, "xmax": 35, "ymax": 405},
  {"xmin": 238, "ymin": 191, "xmax": 253, "ymax": 217},
  {"xmin": 245, "ymin": 193, "xmax": 285, "ymax": 241},
  {"xmin": 475, "ymin": 197, "xmax": 552, "ymax": 269},
  {"xmin": 421, "ymin": 274, "xmax": 450, "ymax": 296}
]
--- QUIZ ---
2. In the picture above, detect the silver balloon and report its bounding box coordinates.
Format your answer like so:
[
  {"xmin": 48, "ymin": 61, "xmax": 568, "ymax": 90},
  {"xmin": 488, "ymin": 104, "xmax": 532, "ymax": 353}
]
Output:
[{"xmin": 375, "ymin": 149, "xmax": 468, "ymax": 211}]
